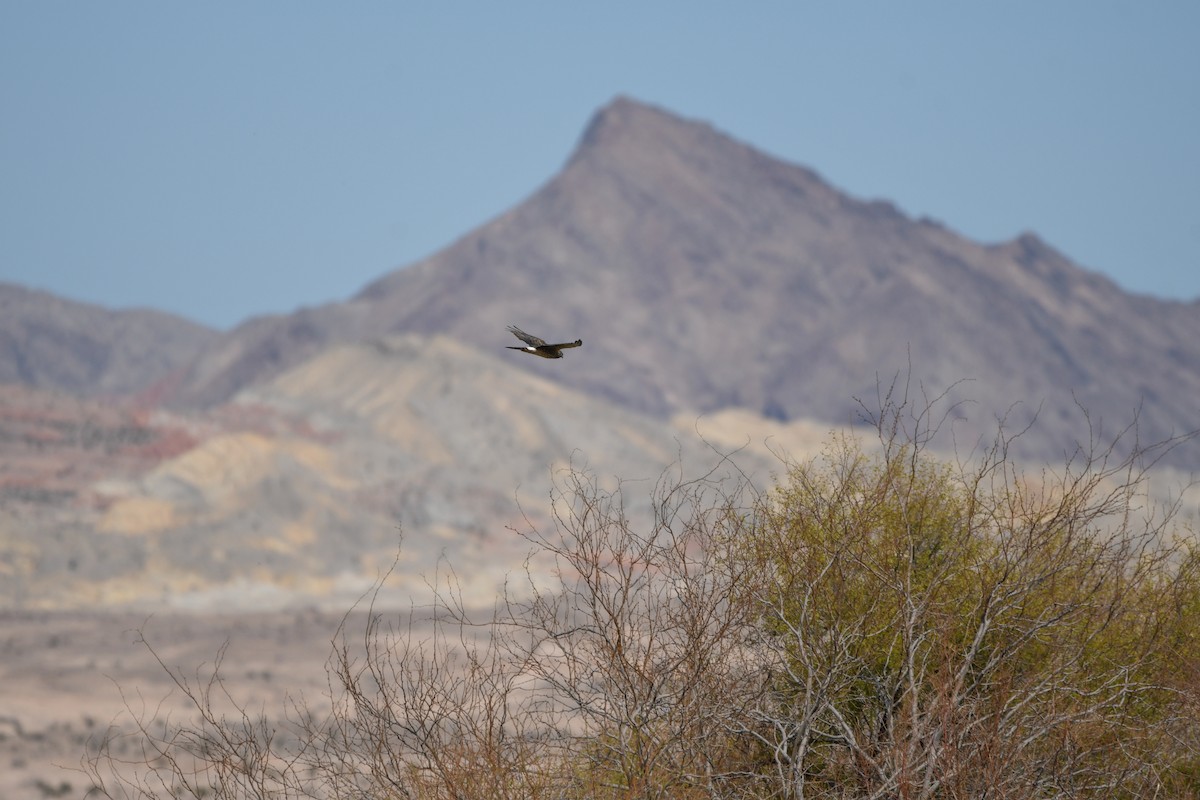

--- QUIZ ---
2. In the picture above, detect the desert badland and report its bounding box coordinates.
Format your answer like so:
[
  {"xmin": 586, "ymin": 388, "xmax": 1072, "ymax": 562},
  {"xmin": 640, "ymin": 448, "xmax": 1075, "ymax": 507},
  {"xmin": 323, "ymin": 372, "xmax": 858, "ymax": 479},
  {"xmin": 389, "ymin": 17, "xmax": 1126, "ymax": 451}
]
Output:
[{"xmin": 2, "ymin": 98, "xmax": 1198, "ymax": 798}]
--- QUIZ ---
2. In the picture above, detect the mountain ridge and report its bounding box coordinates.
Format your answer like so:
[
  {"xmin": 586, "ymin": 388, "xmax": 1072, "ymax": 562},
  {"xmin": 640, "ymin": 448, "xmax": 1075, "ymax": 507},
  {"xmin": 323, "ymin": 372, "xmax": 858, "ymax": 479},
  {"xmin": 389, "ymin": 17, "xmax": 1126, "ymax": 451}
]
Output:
[
  {"xmin": 0, "ymin": 281, "xmax": 217, "ymax": 397},
  {"xmin": 180, "ymin": 98, "xmax": 1194, "ymax": 465},
  {"xmin": 6, "ymin": 97, "xmax": 1198, "ymax": 467}
]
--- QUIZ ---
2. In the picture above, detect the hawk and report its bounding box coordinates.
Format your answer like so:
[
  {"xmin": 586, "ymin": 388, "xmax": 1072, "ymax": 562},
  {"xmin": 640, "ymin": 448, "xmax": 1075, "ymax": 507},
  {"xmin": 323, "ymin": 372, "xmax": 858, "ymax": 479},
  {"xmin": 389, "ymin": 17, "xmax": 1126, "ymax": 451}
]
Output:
[{"xmin": 506, "ymin": 325, "xmax": 582, "ymax": 359}]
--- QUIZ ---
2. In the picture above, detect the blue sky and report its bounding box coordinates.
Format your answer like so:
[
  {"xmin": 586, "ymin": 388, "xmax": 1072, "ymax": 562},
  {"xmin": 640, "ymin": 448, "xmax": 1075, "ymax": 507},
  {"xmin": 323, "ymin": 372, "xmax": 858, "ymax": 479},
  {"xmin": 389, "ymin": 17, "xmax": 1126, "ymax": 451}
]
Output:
[{"xmin": 2, "ymin": 3, "xmax": 1197, "ymax": 329}]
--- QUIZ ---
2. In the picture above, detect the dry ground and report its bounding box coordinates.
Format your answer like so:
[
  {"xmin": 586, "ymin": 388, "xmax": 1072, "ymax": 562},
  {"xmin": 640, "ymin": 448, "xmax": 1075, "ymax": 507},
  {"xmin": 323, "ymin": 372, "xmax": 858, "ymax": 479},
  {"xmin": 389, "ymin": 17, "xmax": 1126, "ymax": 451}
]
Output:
[{"xmin": 0, "ymin": 609, "xmax": 376, "ymax": 800}]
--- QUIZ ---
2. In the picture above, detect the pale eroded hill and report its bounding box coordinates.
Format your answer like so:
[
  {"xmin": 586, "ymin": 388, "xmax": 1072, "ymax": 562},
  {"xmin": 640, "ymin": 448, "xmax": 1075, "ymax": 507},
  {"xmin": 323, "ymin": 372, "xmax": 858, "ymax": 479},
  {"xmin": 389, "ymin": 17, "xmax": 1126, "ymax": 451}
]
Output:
[{"xmin": 3, "ymin": 335, "xmax": 791, "ymax": 610}]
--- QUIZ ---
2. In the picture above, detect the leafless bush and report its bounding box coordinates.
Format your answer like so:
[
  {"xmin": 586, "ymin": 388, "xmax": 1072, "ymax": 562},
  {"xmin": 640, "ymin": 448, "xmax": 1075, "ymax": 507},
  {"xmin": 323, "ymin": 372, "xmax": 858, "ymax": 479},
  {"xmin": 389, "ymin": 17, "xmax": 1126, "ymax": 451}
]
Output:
[
  {"xmin": 84, "ymin": 637, "xmax": 323, "ymax": 799},
  {"xmin": 496, "ymin": 458, "xmax": 766, "ymax": 799}
]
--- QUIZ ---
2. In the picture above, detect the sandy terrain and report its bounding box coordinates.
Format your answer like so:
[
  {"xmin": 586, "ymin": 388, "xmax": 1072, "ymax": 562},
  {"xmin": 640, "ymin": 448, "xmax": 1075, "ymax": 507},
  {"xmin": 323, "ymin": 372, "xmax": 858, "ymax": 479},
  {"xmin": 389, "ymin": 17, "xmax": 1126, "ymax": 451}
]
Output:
[{"xmin": 0, "ymin": 609, "xmax": 362, "ymax": 800}]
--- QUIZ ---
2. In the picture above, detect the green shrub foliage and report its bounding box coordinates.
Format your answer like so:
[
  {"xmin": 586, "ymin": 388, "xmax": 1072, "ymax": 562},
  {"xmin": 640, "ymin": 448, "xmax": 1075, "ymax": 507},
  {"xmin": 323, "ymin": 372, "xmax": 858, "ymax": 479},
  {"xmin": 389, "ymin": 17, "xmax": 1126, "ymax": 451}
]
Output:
[{"xmin": 741, "ymin": 431, "xmax": 1199, "ymax": 797}]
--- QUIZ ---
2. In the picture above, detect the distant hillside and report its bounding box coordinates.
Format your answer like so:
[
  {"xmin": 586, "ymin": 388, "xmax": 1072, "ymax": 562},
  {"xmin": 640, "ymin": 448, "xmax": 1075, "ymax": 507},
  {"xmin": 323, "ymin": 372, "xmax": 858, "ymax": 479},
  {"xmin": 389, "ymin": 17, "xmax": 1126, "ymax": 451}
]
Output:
[
  {"xmin": 0, "ymin": 282, "xmax": 216, "ymax": 396},
  {"xmin": 160, "ymin": 97, "xmax": 1199, "ymax": 467},
  {"xmin": 1, "ymin": 335, "xmax": 768, "ymax": 611}
]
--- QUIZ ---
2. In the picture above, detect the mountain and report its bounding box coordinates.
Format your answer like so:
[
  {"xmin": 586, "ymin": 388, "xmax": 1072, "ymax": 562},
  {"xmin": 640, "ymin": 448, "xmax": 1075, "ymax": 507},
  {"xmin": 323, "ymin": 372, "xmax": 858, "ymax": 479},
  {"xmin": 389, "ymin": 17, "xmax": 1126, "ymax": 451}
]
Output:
[
  {"xmin": 159, "ymin": 97, "xmax": 1199, "ymax": 467},
  {"xmin": 0, "ymin": 282, "xmax": 216, "ymax": 397}
]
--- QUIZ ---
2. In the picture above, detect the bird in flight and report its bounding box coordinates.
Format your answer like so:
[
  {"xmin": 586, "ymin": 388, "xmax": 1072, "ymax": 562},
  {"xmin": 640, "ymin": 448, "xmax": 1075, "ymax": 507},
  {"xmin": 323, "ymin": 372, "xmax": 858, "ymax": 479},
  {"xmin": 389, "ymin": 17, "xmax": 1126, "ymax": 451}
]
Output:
[{"xmin": 506, "ymin": 325, "xmax": 582, "ymax": 359}]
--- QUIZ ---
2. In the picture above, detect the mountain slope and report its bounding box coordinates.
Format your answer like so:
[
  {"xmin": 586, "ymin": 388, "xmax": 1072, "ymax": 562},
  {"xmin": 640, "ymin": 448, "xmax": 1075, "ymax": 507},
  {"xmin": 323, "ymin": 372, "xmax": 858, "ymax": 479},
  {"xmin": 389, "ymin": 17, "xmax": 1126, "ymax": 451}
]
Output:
[
  {"xmin": 165, "ymin": 97, "xmax": 1200, "ymax": 465},
  {"xmin": 0, "ymin": 282, "xmax": 217, "ymax": 396},
  {"xmin": 4, "ymin": 335, "xmax": 762, "ymax": 610}
]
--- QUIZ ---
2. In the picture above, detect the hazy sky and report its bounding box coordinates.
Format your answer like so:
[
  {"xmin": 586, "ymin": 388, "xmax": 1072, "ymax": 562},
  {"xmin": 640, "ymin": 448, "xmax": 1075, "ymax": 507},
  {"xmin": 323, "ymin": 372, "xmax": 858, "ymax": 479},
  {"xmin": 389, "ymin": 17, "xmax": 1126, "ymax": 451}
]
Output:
[{"xmin": 2, "ymin": 3, "xmax": 1197, "ymax": 329}]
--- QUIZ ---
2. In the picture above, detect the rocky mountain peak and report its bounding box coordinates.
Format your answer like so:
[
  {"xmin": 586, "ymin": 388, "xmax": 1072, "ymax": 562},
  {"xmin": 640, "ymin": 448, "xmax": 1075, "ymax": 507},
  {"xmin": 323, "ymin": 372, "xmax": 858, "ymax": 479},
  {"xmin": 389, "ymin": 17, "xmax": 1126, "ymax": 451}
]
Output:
[{"xmin": 13, "ymin": 98, "xmax": 1192, "ymax": 468}]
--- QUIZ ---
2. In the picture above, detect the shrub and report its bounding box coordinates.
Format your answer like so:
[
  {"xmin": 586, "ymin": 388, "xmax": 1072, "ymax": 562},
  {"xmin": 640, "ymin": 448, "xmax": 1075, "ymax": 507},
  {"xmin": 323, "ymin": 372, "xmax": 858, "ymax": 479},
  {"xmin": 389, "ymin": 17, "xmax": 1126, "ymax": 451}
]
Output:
[{"xmin": 86, "ymin": 396, "xmax": 1199, "ymax": 799}]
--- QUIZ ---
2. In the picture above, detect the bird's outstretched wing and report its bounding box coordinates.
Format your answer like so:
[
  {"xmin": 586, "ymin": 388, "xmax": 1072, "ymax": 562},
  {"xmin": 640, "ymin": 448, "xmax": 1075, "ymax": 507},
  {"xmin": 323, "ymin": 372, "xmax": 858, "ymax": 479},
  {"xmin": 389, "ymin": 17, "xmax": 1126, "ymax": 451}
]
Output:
[
  {"xmin": 506, "ymin": 325, "xmax": 582, "ymax": 358},
  {"xmin": 507, "ymin": 325, "xmax": 548, "ymax": 347}
]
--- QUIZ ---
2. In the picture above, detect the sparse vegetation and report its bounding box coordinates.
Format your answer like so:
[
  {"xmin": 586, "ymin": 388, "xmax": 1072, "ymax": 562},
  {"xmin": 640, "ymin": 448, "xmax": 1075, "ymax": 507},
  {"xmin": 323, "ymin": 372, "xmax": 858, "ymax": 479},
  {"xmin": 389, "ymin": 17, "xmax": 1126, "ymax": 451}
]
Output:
[
  {"xmin": 85, "ymin": 389, "xmax": 1200, "ymax": 798},
  {"xmin": 34, "ymin": 778, "xmax": 73, "ymax": 798}
]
